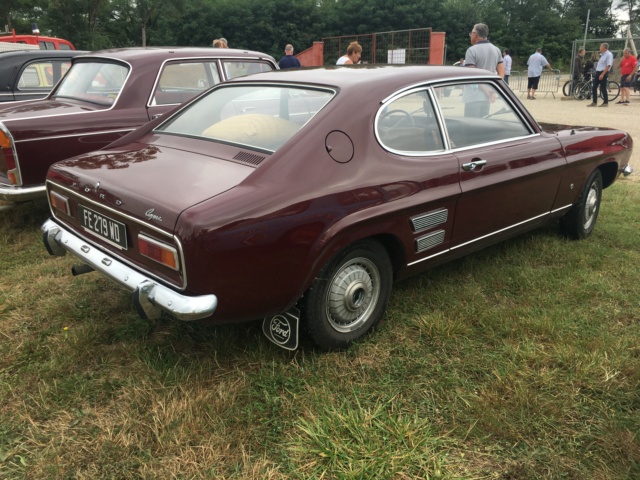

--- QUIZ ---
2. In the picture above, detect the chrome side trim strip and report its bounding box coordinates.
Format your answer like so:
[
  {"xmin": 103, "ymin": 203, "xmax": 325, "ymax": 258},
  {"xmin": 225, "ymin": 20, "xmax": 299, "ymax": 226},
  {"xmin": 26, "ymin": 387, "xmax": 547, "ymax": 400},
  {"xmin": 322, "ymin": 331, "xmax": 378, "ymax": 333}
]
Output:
[
  {"xmin": 452, "ymin": 211, "xmax": 549, "ymax": 250},
  {"xmin": 407, "ymin": 211, "xmax": 550, "ymax": 267},
  {"xmin": 551, "ymin": 205, "xmax": 572, "ymax": 214},
  {"xmin": 14, "ymin": 128, "xmax": 134, "ymax": 144}
]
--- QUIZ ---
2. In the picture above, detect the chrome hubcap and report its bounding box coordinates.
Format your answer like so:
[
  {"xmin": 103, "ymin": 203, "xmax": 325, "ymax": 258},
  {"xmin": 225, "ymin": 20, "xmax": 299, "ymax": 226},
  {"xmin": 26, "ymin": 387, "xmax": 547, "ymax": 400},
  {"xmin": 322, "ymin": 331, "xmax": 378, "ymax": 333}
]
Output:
[
  {"xmin": 325, "ymin": 257, "xmax": 380, "ymax": 333},
  {"xmin": 583, "ymin": 184, "xmax": 599, "ymax": 230}
]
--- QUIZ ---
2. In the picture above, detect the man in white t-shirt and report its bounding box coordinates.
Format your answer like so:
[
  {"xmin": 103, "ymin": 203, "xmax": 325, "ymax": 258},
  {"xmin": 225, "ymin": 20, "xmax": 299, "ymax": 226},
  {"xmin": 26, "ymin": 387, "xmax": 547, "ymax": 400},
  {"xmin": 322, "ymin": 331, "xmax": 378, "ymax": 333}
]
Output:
[{"xmin": 526, "ymin": 48, "xmax": 552, "ymax": 99}]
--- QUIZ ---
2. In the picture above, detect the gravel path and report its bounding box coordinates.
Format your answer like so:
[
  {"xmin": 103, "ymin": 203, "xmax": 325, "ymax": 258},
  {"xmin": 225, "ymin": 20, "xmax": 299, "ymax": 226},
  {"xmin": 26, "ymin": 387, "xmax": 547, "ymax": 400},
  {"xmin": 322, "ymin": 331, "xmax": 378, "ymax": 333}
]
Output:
[{"xmin": 517, "ymin": 87, "xmax": 639, "ymax": 181}]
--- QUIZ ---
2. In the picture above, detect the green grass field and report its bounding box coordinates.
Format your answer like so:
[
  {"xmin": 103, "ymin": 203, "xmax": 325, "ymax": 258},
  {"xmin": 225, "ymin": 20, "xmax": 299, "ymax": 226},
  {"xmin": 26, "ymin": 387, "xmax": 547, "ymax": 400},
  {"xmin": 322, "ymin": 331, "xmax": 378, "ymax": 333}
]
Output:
[{"xmin": 1, "ymin": 180, "xmax": 639, "ymax": 479}]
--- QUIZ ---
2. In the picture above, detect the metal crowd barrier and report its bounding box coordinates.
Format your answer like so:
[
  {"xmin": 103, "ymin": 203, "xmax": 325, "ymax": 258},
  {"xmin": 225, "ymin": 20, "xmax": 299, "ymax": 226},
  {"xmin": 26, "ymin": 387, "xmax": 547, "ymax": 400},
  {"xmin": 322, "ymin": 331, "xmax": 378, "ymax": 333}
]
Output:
[{"xmin": 508, "ymin": 69, "xmax": 561, "ymax": 98}]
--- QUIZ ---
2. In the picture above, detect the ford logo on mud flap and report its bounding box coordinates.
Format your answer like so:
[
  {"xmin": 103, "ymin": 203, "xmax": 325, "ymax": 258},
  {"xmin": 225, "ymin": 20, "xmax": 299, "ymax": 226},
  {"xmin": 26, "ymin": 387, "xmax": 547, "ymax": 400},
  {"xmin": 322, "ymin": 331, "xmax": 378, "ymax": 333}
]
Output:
[
  {"xmin": 262, "ymin": 308, "xmax": 300, "ymax": 351},
  {"xmin": 270, "ymin": 316, "xmax": 290, "ymax": 344}
]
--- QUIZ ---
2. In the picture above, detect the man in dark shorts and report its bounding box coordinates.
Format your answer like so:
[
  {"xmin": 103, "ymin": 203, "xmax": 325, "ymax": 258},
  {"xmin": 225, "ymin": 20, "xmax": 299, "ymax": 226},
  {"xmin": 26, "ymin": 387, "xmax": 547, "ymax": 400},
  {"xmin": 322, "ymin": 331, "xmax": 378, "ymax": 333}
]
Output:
[
  {"xmin": 526, "ymin": 48, "xmax": 552, "ymax": 99},
  {"xmin": 617, "ymin": 48, "xmax": 638, "ymax": 105}
]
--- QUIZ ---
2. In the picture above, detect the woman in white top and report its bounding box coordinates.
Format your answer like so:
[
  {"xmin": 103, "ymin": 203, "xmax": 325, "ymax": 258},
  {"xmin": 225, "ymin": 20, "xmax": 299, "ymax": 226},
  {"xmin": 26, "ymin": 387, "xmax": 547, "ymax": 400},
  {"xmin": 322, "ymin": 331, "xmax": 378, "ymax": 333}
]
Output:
[{"xmin": 336, "ymin": 41, "xmax": 362, "ymax": 65}]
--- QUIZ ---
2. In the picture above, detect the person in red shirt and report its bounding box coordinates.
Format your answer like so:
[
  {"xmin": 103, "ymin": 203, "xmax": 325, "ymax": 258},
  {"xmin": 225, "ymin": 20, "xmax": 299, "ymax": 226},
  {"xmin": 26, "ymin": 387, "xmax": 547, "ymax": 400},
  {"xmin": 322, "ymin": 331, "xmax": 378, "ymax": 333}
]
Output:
[{"xmin": 618, "ymin": 48, "xmax": 638, "ymax": 105}]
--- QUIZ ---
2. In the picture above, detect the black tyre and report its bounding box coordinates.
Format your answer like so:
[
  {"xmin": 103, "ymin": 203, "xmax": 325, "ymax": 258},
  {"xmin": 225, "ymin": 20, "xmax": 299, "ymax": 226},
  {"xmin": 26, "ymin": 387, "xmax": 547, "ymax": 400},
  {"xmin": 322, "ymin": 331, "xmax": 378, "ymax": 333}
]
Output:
[
  {"xmin": 562, "ymin": 80, "xmax": 573, "ymax": 97},
  {"xmin": 600, "ymin": 80, "xmax": 620, "ymax": 101},
  {"xmin": 302, "ymin": 240, "xmax": 393, "ymax": 350},
  {"xmin": 573, "ymin": 82, "xmax": 589, "ymax": 100},
  {"xmin": 560, "ymin": 169, "xmax": 603, "ymax": 239}
]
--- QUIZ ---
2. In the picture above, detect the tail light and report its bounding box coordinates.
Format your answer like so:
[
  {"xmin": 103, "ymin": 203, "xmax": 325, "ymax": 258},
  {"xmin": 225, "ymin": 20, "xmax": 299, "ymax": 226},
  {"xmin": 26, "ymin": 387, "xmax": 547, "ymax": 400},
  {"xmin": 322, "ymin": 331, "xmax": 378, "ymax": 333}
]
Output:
[
  {"xmin": 138, "ymin": 234, "xmax": 179, "ymax": 271},
  {"xmin": 49, "ymin": 190, "xmax": 70, "ymax": 215},
  {"xmin": 0, "ymin": 125, "xmax": 19, "ymax": 185}
]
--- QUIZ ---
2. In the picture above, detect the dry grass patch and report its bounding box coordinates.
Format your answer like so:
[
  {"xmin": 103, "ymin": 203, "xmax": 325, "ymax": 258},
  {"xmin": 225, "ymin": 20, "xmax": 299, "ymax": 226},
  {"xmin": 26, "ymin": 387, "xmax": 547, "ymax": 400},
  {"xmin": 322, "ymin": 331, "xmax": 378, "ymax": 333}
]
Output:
[{"xmin": 1, "ymin": 183, "xmax": 640, "ymax": 478}]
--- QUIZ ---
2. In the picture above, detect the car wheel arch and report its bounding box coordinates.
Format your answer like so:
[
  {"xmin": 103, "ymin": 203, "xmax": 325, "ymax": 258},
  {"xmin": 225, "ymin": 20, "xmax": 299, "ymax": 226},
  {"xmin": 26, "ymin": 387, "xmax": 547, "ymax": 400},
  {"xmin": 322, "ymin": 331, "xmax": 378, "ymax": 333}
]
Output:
[
  {"xmin": 598, "ymin": 161, "xmax": 619, "ymax": 188},
  {"xmin": 299, "ymin": 229, "xmax": 406, "ymax": 301}
]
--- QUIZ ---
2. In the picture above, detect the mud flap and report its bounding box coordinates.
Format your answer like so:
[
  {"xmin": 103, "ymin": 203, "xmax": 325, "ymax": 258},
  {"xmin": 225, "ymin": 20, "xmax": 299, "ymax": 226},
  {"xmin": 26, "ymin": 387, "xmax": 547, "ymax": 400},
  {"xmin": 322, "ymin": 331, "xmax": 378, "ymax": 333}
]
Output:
[{"xmin": 262, "ymin": 307, "xmax": 300, "ymax": 351}]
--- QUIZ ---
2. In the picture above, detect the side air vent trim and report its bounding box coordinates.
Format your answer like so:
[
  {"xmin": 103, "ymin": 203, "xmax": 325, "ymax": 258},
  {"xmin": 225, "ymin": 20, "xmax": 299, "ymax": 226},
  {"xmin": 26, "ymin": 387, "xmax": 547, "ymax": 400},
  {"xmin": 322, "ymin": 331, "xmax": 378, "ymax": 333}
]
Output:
[
  {"xmin": 415, "ymin": 230, "xmax": 445, "ymax": 253},
  {"xmin": 410, "ymin": 208, "xmax": 448, "ymax": 232}
]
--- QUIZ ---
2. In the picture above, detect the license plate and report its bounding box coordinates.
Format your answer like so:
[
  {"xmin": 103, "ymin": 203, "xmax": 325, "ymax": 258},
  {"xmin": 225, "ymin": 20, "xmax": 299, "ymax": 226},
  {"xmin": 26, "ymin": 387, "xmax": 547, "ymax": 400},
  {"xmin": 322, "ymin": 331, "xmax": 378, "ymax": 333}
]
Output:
[{"xmin": 79, "ymin": 205, "xmax": 128, "ymax": 249}]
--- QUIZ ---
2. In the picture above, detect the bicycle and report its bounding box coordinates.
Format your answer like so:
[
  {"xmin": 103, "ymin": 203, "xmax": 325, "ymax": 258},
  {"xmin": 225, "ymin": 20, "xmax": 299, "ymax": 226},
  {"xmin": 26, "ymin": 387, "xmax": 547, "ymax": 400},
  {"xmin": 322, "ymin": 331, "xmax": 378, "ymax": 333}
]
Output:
[
  {"xmin": 562, "ymin": 80, "xmax": 573, "ymax": 97},
  {"xmin": 562, "ymin": 77, "xmax": 582, "ymax": 97},
  {"xmin": 573, "ymin": 76, "xmax": 620, "ymax": 102}
]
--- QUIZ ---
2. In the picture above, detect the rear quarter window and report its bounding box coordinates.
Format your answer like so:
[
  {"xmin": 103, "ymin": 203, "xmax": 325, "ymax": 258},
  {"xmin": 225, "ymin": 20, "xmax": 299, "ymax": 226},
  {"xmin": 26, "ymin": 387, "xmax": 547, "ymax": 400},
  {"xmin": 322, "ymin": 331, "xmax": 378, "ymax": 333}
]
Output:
[
  {"xmin": 151, "ymin": 61, "xmax": 221, "ymax": 106},
  {"xmin": 17, "ymin": 61, "xmax": 72, "ymax": 89},
  {"xmin": 222, "ymin": 61, "xmax": 275, "ymax": 80}
]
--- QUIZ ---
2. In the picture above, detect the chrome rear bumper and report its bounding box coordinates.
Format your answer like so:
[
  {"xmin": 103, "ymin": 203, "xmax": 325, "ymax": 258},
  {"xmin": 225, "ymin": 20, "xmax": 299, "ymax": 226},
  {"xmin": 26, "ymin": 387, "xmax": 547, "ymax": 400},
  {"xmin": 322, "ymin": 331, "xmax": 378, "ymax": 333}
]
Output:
[
  {"xmin": 42, "ymin": 219, "xmax": 217, "ymax": 321},
  {"xmin": 0, "ymin": 183, "xmax": 45, "ymax": 202}
]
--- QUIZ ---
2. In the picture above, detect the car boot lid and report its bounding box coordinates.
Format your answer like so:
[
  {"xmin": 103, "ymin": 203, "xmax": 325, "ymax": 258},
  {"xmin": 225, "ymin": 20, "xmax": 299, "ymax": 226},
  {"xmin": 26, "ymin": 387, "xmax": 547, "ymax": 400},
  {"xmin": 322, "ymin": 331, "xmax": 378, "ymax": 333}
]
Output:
[{"xmin": 48, "ymin": 141, "xmax": 254, "ymax": 231}]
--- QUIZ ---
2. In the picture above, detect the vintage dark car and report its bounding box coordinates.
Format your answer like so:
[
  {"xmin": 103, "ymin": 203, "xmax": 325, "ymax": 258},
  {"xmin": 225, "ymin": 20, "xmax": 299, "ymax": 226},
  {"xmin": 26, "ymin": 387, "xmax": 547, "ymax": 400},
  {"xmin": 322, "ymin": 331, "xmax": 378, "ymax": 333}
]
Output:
[
  {"xmin": 0, "ymin": 47, "xmax": 277, "ymax": 202},
  {"xmin": 0, "ymin": 50, "xmax": 86, "ymax": 103},
  {"xmin": 42, "ymin": 65, "xmax": 633, "ymax": 350}
]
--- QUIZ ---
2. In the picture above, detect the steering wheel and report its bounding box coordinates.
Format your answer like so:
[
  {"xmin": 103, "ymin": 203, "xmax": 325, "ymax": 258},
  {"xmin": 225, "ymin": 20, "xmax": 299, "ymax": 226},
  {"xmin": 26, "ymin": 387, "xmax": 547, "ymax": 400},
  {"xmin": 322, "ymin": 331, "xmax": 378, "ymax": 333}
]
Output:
[{"xmin": 380, "ymin": 108, "xmax": 414, "ymax": 127}]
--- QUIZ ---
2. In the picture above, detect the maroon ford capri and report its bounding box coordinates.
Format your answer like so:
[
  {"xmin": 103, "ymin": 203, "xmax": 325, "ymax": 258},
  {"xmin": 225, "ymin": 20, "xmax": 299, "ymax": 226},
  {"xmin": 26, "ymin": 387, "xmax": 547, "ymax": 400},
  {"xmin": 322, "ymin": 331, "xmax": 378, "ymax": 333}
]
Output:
[
  {"xmin": 42, "ymin": 65, "xmax": 633, "ymax": 350},
  {"xmin": 0, "ymin": 47, "xmax": 277, "ymax": 202}
]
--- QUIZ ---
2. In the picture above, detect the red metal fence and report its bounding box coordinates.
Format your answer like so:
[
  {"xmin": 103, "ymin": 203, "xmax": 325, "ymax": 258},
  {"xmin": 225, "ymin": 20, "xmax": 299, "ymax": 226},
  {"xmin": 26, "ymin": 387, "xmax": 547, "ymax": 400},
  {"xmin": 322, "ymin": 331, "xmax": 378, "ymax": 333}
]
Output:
[{"xmin": 322, "ymin": 28, "xmax": 432, "ymax": 66}]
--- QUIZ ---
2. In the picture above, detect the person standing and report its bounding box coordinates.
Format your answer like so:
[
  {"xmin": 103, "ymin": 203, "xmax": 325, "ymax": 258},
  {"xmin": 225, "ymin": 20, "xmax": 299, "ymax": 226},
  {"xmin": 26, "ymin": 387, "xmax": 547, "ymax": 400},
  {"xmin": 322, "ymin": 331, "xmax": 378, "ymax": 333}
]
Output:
[
  {"xmin": 336, "ymin": 41, "xmax": 362, "ymax": 65},
  {"xmin": 583, "ymin": 51, "xmax": 598, "ymax": 80},
  {"xmin": 526, "ymin": 48, "xmax": 552, "ymax": 99},
  {"xmin": 571, "ymin": 47, "xmax": 585, "ymax": 95},
  {"xmin": 279, "ymin": 44, "xmax": 301, "ymax": 69},
  {"xmin": 588, "ymin": 42, "xmax": 614, "ymax": 107},
  {"xmin": 463, "ymin": 24, "xmax": 504, "ymax": 118},
  {"xmin": 502, "ymin": 49, "xmax": 512, "ymax": 85},
  {"xmin": 617, "ymin": 48, "xmax": 638, "ymax": 105},
  {"xmin": 464, "ymin": 24, "xmax": 504, "ymax": 77}
]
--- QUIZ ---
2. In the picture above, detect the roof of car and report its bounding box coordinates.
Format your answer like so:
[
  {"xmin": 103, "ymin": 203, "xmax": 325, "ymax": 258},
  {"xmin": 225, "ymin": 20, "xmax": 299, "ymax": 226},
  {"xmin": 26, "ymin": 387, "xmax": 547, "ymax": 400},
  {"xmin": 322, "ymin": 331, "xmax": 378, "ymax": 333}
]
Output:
[
  {"xmin": 0, "ymin": 50, "xmax": 88, "ymax": 84},
  {"xmin": 0, "ymin": 49, "xmax": 87, "ymax": 60},
  {"xmin": 228, "ymin": 64, "xmax": 499, "ymax": 96},
  {"xmin": 77, "ymin": 47, "xmax": 276, "ymax": 63}
]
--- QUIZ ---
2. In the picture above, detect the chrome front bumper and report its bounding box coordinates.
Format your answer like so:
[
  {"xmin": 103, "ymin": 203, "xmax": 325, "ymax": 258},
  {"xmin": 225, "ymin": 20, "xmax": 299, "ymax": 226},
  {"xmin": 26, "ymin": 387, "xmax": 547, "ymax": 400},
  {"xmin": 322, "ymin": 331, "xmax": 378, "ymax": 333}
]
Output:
[
  {"xmin": 42, "ymin": 219, "xmax": 218, "ymax": 321},
  {"xmin": 0, "ymin": 183, "xmax": 46, "ymax": 202}
]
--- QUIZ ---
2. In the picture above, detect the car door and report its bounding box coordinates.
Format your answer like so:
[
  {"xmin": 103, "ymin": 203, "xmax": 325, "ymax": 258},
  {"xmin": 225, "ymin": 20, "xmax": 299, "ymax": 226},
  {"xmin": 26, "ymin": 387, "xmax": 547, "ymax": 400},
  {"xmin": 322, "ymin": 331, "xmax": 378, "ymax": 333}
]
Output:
[
  {"xmin": 376, "ymin": 88, "xmax": 462, "ymax": 266},
  {"xmin": 432, "ymin": 81, "xmax": 566, "ymax": 250}
]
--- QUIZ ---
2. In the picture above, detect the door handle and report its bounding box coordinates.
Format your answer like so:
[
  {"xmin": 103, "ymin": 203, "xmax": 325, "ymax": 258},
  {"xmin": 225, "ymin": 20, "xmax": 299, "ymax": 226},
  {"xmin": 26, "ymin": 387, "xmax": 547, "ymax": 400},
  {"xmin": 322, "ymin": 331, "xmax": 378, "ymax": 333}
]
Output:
[{"xmin": 462, "ymin": 159, "xmax": 487, "ymax": 171}]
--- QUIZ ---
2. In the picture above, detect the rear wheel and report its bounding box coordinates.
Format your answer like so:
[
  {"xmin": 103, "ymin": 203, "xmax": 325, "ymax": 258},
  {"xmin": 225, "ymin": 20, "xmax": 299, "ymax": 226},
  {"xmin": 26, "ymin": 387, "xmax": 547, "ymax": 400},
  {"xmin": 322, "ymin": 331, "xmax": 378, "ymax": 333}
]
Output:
[
  {"xmin": 560, "ymin": 169, "xmax": 603, "ymax": 239},
  {"xmin": 573, "ymin": 81, "xmax": 589, "ymax": 100},
  {"xmin": 302, "ymin": 240, "xmax": 393, "ymax": 350}
]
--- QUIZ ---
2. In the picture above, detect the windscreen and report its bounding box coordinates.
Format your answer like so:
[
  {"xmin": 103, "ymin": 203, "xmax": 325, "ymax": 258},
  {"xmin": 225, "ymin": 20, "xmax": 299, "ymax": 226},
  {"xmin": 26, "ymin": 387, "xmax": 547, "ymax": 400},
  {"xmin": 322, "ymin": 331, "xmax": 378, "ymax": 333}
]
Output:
[
  {"xmin": 155, "ymin": 85, "xmax": 335, "ymax": 152},
  {"xmin": 52, "ymin": 61, "xmax": 129, "ymax": 106}
]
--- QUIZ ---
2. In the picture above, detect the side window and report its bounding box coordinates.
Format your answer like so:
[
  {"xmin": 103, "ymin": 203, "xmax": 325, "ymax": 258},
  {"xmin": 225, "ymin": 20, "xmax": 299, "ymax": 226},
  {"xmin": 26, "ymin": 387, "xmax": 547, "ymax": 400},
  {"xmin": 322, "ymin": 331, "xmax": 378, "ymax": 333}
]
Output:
[
  {"xmin": 433, "ymin": 82, "xmax": 530, "ymax": 149},
  {"xmin": 376, "ymin": 90, "xmax": 444, "ymax": 153},
  {"xmin": 222, "ymin": 61, "xmax": 275, "ymax": 80},
  {"xmin": 17, "ymin": 66, "xmax": 41, "ymax": 88},
  {"xmin": 152, "ymin": 62, "xmax": 221, "ymax": 106},
  {"xmin": 58, "ymin": 43, "xmax": 72, "ymax": 50},
  {"xmin": 17, "ymin": 61, "xmax": 73, "ymax": 89}
]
